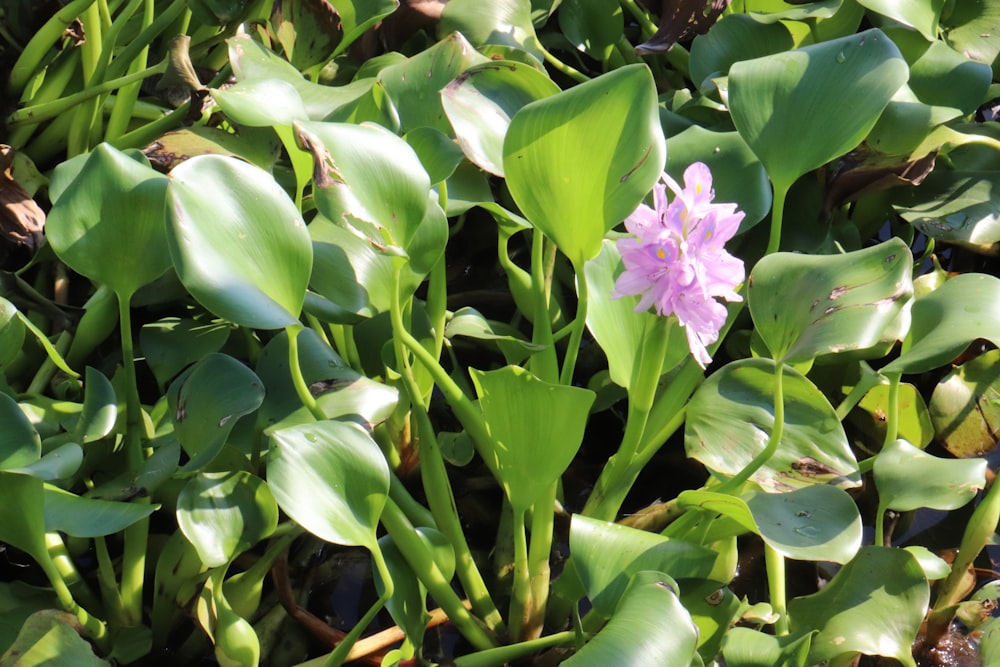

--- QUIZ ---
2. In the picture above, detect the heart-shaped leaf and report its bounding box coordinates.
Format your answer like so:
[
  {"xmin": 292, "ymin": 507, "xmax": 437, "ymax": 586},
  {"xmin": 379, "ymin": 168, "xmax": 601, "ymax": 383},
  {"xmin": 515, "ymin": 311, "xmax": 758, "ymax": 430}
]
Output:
[
  {"xmin": 166, "ymin": 155, "xmax": 312, "ymax": 330},
  {"xmin": 790, "ymin": 546, "xmax": 928, "ymax": 667},
  {"xmin": 748, "ymin": 238, "xmax": 913, "ymax": 364},
  {"xmin": 729, "ymin": 29, "xmax": 908, "ymax": 193},
  {"xmin": 267, "ymin": 420, "xmax": 389, "ymax": 551},
  {"xmin": 678, "ymin": 485, "xmax": 862, "ymax": 564},
  {"xmin": 168, "ymin": 353, "xmax": 265, "ymax": 472},
  {"xmin": 503, "ymin": 64, "xmax": 665, "ymax": 267},
  {"xmin": 874, "ymin": 439, "xmax": 986, "ymax": 512},
  {"xmin": 46, "ymin": 144, "xmax": 170, "ymax": 299},
  {"xmin": 686, "ymin": 358, "xmax": 860, "ymax": 491},
  {"xmin": 469, "ymin": 366, "xmax": 595, "ymax": 511},
  {"xmin": 884, "ymin": 273, "xmax": 1000, "ymax": 374},
  {"xmin": 177, "ymin": 471, "xmax": 278, "ymax": 568}
]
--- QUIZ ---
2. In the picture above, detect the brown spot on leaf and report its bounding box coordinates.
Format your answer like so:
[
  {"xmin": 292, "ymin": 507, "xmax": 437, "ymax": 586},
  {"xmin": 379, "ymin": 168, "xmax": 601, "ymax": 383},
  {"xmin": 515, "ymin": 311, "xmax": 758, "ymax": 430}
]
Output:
[{"xmin": 634, "ymin": 0, "xmax": 731, "ymax": 55}]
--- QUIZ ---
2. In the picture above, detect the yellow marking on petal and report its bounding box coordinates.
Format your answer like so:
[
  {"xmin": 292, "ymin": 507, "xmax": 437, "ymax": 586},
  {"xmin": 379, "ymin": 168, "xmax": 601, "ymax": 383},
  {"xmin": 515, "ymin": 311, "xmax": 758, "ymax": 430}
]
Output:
[{"xmin": 656, "ymin": 248, "xmax": 666, "ymax": 259}]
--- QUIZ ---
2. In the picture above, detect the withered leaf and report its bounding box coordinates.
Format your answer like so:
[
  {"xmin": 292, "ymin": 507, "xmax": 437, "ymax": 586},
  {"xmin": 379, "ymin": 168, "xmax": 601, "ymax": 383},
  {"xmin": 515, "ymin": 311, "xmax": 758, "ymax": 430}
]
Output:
[
  {"xmin": 823, "ymin": 147, "xmax": 937, "ymax": 219},
  {"xmin": 0, "ymin": 146, "xmax": 45, "ymax": 264},
  {"xmin": 634, "ymin": 0, "xmax": 730, "ymax": 55}
]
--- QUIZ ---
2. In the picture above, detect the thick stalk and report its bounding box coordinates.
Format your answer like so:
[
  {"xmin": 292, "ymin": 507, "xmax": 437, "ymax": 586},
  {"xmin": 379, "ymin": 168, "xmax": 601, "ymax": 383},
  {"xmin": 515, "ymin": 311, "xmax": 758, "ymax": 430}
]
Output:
[
  {"xmin": 285, "ymin": 323, "xmax": 326, "ymax": 421},
  {"xmin": 105, "ymin": 0, "xmax": 154, "ymax": 141},
  {"xmin": 765, "ymin": 543, "xmax": 789, "ymax": 635},
  {"xmin": 452, "ymin": 631, "xmax": 577, "ymax": 667},
  {"xmin": 559, "ymin": 262, "xmax": 589, "ymax": 385},
  {"xmin": 507, "ymin": 506, "xmax": 532, "ymax": 642},
  {"xmin": 766, "ymin": 184, "xmax": 788, "ymax": 256},
  {"xmin": 524, "ymin": 483, "xmax": 558, "ymax": 641},
  {"xmin": 530, "ymin": 230, "xmax": 559, "ymax": 383},
  {"xmin": 6, "ymin": 0, "xmax": 97, "ymax": 97},
  {"xmin": 36, "ymin": 549, "xmax": 109, "ymax": 650},
  {"xmin": 882, "ymin": 371, "xmax": 901, "ymax": 447}
]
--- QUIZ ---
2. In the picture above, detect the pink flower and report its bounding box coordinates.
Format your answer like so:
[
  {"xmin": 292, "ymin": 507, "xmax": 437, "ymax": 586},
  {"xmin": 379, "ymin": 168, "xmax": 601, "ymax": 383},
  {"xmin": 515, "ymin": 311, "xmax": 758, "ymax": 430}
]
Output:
[{"xmin": 612, "ymin": 163, "xmax": 745, "ymax": 368}]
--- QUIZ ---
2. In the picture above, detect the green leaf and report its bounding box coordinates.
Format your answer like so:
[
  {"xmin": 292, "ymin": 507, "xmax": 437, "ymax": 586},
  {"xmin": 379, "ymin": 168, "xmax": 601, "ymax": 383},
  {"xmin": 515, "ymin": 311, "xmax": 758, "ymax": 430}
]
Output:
[
  {"xmin": 789, "ymin": 546, "xmax": 928, "ymax": 667},
  {"xmin": 748, "ymin": 238, "xmax": 913, "ymax": 364},
  {"xmin": 686, "ymin": 358, "xmax": 860, "ymax": 491},
  {"xmin": 43, "ymin": 486, "xmax": 158, "ymax": 538},
  {"xmin": 853, "ymin": 382, "xmax": 934, "ymax": 449},
  {"xmin": 377, "ymin": 32, "xmax": 489, "ymax": 134},
  {"xmin": 267, "ymin": 420, "xmax": 389, "ymax": 551},
  {"xmin": 440, "ymin": 0, "xmax": 544, "ymax": 64},
  {"xmin": 503, "ymin": 65, "xmax": 665, "ymax": 267},
  {"xmin": 46, "ymin": 144, "xmax": 170, "ymax": 299},
  {"xmin": 679, "ymin": 485, "xmax": 862, "ymax": 563},
  {"xmin": 74, "ymin": 367, "xmax": 116, "ymax": 444},
  {"xmin": 570, "ymin": 515, "xmax": 720, "ymax": 617},
  {"xmin": 563, "ymin": 572, "xmax": 698, "ymax": 666},
  {"xmin": 308, "ymin": 215, "xmax": 394, "ymax": 320},
  {"xmin": 140, "ymin": 317, "xmax": 232, "ymax": 390},
  {"xmin": 0, "ymin": 610, "xmax": 109, "ymax": 667},
  {"xmin": 874, "ymin": 439, "xmax": 985, "ymax": 513},
  {"xmin": 894, "ymin": 169, "xmax": 1000, "ymax": 246},
  {"xmin": 858, "ymin": 0, "xmax": 946, "ymax": 40},
  {"xmin": 0, "ymin": 472, "xmax": 48, "ymax": 562},
  {"xmin": 689, "ymin": 14, "xmax": 793, "ymax": 91},
  {"xmin": 166, "ymin": 155, "xmax": 312, "ymax": 330},
  {"xmin": 583, "ymin": 240, "xmax": 689, "ymax": 388},
  {"xmin": 930, "ymin": 349, "xmax": 1000, "ymax": 457},
  {"xmin": 729, "ymin": 29, "xmax": 908, "ymax": 192},
  {"xmin": 168, "ymin": 353, "xmax": 265, "ymax": 472},
  {"xmin": 296, "ymin": 120, "xmax": 430, "ymax": 255},
  {"xmin": 177, "ymin": 471, "xmax": 278, "ymax": 568},
  {"xmin": 404, "ymin": 127, "xmax": 465, "ymax": 185},
  {"xmin": 0, "ymin": 297, "xmax": 25, "ymax": 368},
  {"xmin": 886, "ymin": 28, "xmax": 992, "ymax": 114},
  {"xmin": 557, "ymin": 0, "xmax": 623, "ymax": 62},
  {"xmin": 941, "ymin": 0, "xmax": 1000, "ymax": 76},
  {"xmin": 884, "ymin": 273, "xmax": 1000, "ymax": 374},
  {"xmin": 9, "ymin": 444, "xmax": 82, "ymax": 481},
  {"xmin": 328, "ymin": 0, "xmax": 399, "ymax": 58},
  {"xmin": 721, "ymin": 627, "xmax": 814, "ymax": 667},
  {"xmin": 0, "ymin": 393, "xmax": 40, "ymax": 470},
  {"xmin": 666, "ymin": 125, "xmax": 772, "ymax": 231},
  {"xmin": 211, "ymin": 78, "xmax": 309, "ymax": 127},
  {"xmin": 469, "ymin": 366, "xmax": 595, "ymax": 511},
  {"xmin": 441, "ymin": 60, "xmax": 559, "ymax": 176}
]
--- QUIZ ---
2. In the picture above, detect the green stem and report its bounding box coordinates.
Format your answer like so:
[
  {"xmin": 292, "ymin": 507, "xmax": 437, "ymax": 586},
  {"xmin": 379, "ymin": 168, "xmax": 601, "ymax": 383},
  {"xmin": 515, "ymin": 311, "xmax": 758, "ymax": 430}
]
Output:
[
  {"xmin": 37, "ymin": 549, "xmax": 109, "ymax": 650},
  {"xmin": 452, "ymin": 631, "xmax": 577, "ymax": 667},
  {"xmin": 766, "ymin": 184, "xmax": 789, "ymax": 256},
  {"xmin": 765, "ymin": 543, "xmax": 789, "ymax": 635},
  {"xmin": 6, "ymin": 0, "xmax": 97, "ymax": 97},
  {"xmin": 286, "ymin": 323, "xmax": 326, "ymax": 421},
  {"xmin": 47, "ymin": 533, "xmax": 102, "ymax": 615},
  {"xmin": 105, "ymin": 0, "xmax": 154, "ymax": 141},
  {"xmin": 537, "ymin": 42, "xmax": 590, "ymax": 83},
  {"xmin": 525, "ymin": 483, "xmax": 557, "ymax": 641},
  {"xmin": 67, "ymin": 2, "xmax": 104, "ymax": 155},
  {"xmin": 104, "ymin": 0, "xmax": 188, "ymax": 80},
  {"xmin": 116, "ymin": 291, "xmax": 142, "ymax": 471},
  {"xmin": 559, "ymin": 262, "xmax": 589, "ymax": 386},
  {"xmin": 882, "ymin": 371, "xmax": 901, "ymax": 448},
  {"xmin": 380, "ymin": 499, "xmax": 498, "ymax": 651},
  {"xmin": 530, "ymin": 230, "xmax": 559, "ymax": 383},
  {"xmin": 507, "ymin": 505, "xmax": 532, "ymax": 642}
]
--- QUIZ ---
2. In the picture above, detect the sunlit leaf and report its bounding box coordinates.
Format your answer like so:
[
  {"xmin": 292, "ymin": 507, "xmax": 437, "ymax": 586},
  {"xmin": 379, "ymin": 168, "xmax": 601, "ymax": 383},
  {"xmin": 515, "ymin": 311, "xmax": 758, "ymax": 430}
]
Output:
[
  {"xmin": 930, "ymin": 349, "xmax": 1000, "ymax": 457},
  {"xmin": 790, "ymin": 546, "xmax": 927, "ymax": 667},
  {"xmin": 46, "ymin": 144, "xmax": 170, "ymax": 299},
  {"xmin": 729, "ymin": 29, "xmax": 908, "ymax": 193},
  {"xmin": 679, "ymin": 485, "xmax": 862, "ymax": 563},
  {"xmin": 557, "ymin": 0, "xmax": 623, "ymax": 62},
  {"xmin": 686, "ymin": 358, "xmax": 860, "ymax": 491},
  {"xmin": 0, "ymin": 610, "xmax": 109, "ymax": 666},
  {"xmin": 267, "ymin": 420, "xmax": 389, "ymax": 550},
  {"xmin": 721, "ymin": 627, "xmax": 814, "ymax": 667},
  {"xmin": 441, "ymin": 60, "xmax": 559, "ymax": 176},
  {"xmin": 328, "ymin": 0, "xmax": 399, "ymax": 58},
  {"xmin": 470, "ymin": 366, "xmax": 595, "ymax": 511},
  {"xmin": 748, "ymin": 238, "xmax": 913, "ymax": 364},
  {"xmin": 941, "ymin": 0, "xmax": 1000, "ymax": 75},
  {"xmin": 874, "ymin": 439, "xmax": 985, "ymax": 512},
  {"xmin": 503, "ymin": 65, "xmax": 665, "ymax": 267},
  {"xmin": 440, "ymin": 0, "xmax": 543, "ymax": 64},
  {"xmin": 177, "ymin": 471, "xmax": 278, "ymax": 568},
  {"xmin": 857, "ymin": 0, "xmax": 946, "ymax": 41},
  {"xmin": 211, "ymin": 78, "xmax": 309, "ymax": 127},
  {"xmin": 884, "ymin": 273, "xmax": 1000, "ymax": 374},
  {"xmin": 43, "ymin": 486, "xmax": 158, "ymax": 538},
  {"xmin": 570, "ymin": 515, "xmax": 719, "ymax": 617},
  {"xmin": 166, "ymin": 155, "xmax": 312, "ymax": 330},
  {"xmin": 852, "ymin": 381, "xmax": 934, "ymax": 450},
  {"xmin": 75, "ymin": 367, "xmax": 116, "ymax": 444},
  {"xmin": 563, "ymin": 571, "xmax": 698, "ymax": 666},
  {"xmin": 0, "ymin": 472, "xmax": 48, "ymax": 562},
  {"xmin": 894, "ymin": 170, "xmax": 1000, "ymax": 247}
]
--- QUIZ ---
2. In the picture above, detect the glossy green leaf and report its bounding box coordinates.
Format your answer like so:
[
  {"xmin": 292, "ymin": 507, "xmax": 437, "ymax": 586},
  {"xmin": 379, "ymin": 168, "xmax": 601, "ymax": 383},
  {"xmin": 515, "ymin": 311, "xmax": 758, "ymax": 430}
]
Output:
[
  {"xmin": 930, "ymin": 349, "xmax": 1000, "ymax": 457},
  {"xmin": 309, "ymin": 215, "xmax": 394, "ymax": 320},
  {"xmin": 177, "ymin": 471, "xmax": 278, "ymax": 568},
  {"xmin": 686, "ymin": 358, "xmax": 860, "ymax": 491},
  {"xmin": 0, "ymin": 393, "xmax": 40, "ymax": 470},
  {"xmin": 858, "ymin": 0, "xmax": 945, "ymax": 40},
  {"xmin": 470, "ymin": 366, "xmax": 595, "ymax": 511},
  {"xmin": 557, "ymin": 0, "xmax": 623, "ymax": 62},
  {"xmin": 0, "ymin": 297, "xmax": 25, "ymax": 368},
  {"xmin": 404, "ymin": 127, "xmax": 465, "ymax": 185},
  {"xmin": 0, "ymin": 472, "xmax": 47, "ymax": 562},
  {"xmin": 328, "ymin": 0, "xmax": 399, "ymax": 58},
  {"xmin": 0, "ymin": 610, "xmax": 109, "ymax": 667},
  {"xmin": 570, "ymin": 515, "xmax": 719, "ymax": 617},
  {"xmin": 9, "ymin": 444, "xmax": 82, "ymax": 481},
  {"xmin": 46, "ymin": 143, "xmax": 170, "ymax": 298},
  {"xmin": 789, "ymin": 546, "xmax": 928, "ymax": 667},
  {"xmin": 196, "ymin": 569, "xmax": 260, "ymax": 667},
  {"xmin": 721, "ymin": 627, "xmax": 814, "ymax": 667},
  {"xmin": 748, "ymin": 238, "xmax": 913, "ymax": 364},
  {"xmin": 904, "ymin": 545, "xmax": 951, "ymax": 580},
  {"xmin": 267, "ymin": 420, "xmax": 389, "ymax": 551},
  {"xmin": 440, "ymin": 0, "xmax": 544, "ymax": 64},
  {"xmin": 167, "ymin": 353, "xmax": 265, "ymax": 472},
  {"xmin": 729, "ymin": 29, "xmax": 908, "ymax": 192},
  {"xmin": 503, "ymin": 65, "xmax": 665, "ymax": 267},
  {"xmin": 211, "ymin": 78, "xmax": 309, "ymax": 127},
  {"xmin": 296, "ymin": 120, "xmax": 429, "ymax": 255},
  {"xmin": 584, "ymin": 240, "xmax": 688, "ymax": 388},
  {"xmin": 441, "ymin": 60, "xmax": 559, "ymax": 176},
  {"xmin": 140, "ymin": 317, "xmax": 232, "ymax": 390},
  {"xmin": 887, "ymin": 28, "xmax": 991, "ymax": 114},
  {"xmin": 689, "ymin": 14, "xmax": 793, "ymax": 91},
  {"xmin": 142, "ymin": 127, "xmax": 279, "ymax": 173},
  {"xmin": 166, "ymin": 155, "xmax": 312, "ymax": 330},
  {"xmin": 327, "ymin": 79, "xmax": 401, "ymax": 132},
  {"xmin": 853, "ymin": 382, "xmax": 934, "ymax": 449},
  {"xmin": 444, "ymin": 307, "xmax": 542, "ymax": 355},
  {"xmin": 376, "ymin": 32, "xmax": 489, "ymax": 134},
  {"xmin": 941, "ymin": 0, "xmax": 1000, "ymax": 75},
  {"xmin": 43, "ymin": 486, "xmax": 158, "ymax": 538},
  {"xmin": 74, "ymin": 367, "xmax": 116, "ymax": 444},
  {"xmin": 894, "ymin": 169, "xmax": 1000, "ymax": 246},
  {"xmin": 666, "ymin": 125, "xmax": 772, "ymax": 230},
  {"xmin": 680, "ymin": 579, "xmax": 743, "ymax": 660},
  {"xmin": 884, "ymin": 273, "xmax": 1000, "ymax": 374},
  {"xmin": 563, "ymin": 572, "xmax": 698, "ymax": 666},
  {"xmin": 679, "ymin": 485, "xmax": 862, "ymax": 563}
]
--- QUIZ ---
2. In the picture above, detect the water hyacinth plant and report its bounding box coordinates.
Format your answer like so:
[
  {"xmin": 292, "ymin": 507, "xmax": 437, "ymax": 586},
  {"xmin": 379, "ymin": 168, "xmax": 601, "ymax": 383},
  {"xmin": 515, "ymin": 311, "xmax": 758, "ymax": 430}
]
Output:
[{"xmin": 1, "ymin": 1, "xmax": 1000, "ymax": 666}]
